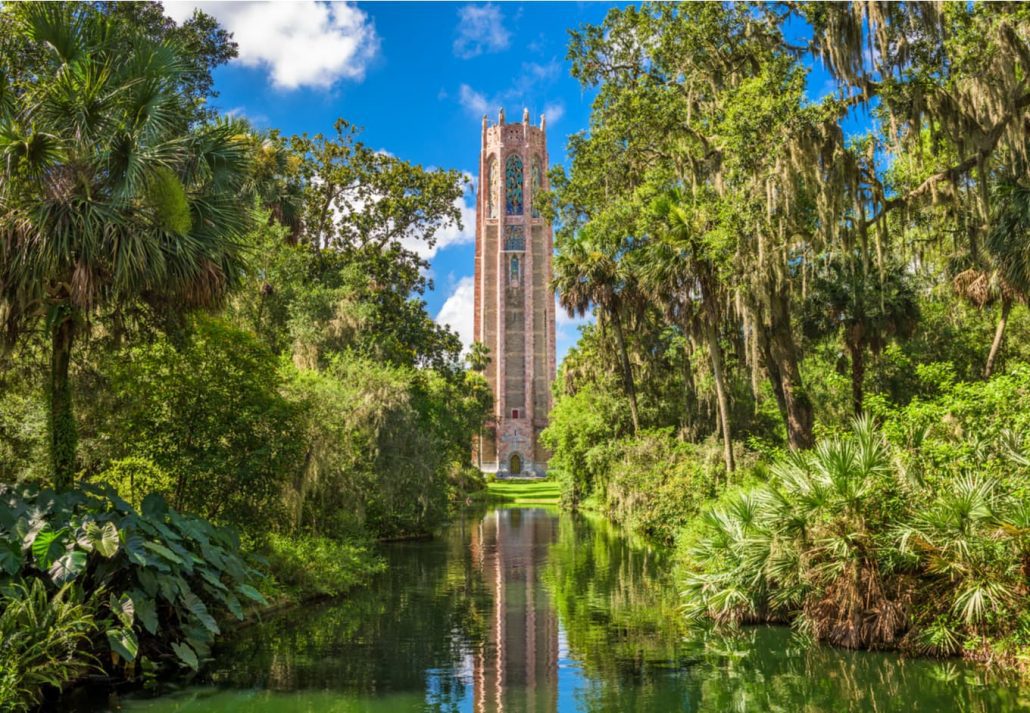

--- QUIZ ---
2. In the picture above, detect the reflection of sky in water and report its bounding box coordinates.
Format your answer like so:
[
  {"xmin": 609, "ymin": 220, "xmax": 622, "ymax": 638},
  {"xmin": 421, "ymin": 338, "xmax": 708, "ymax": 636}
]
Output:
[{"xmin": 64, "ymin": 507, "xmax": 1030, "ymax": 713}]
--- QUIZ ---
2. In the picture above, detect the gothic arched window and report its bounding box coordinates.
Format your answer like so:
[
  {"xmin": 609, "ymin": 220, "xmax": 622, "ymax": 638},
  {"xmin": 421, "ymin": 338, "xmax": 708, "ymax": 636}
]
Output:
[
  {"xmin": 505, "ymin": 154, "xmax": 523, "ymax": 215},
  {"xmin": 531, "ymin": 156, "xmax": 543, "ymax": 218},
  {"xmin": 509, "ymin": 255, "xmax": 520, "ymax": 285}
]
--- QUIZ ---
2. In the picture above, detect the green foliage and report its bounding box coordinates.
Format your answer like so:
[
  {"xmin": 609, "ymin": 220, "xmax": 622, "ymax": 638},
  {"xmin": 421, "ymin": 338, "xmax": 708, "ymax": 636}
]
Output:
[
  {"xmin": 542, "ymin": 380, "xmax": 630, "ymax": 507},
  {"xmin": 263, "ymin": 533, "xmax": 384, "ymax": 600},
  {"xmin": 282, "ymin": 357, "xmax": 488, "ymax": 540},
  {"xmin": 97, "ymin": 457, "xmax": 175, "ymax": 510},
  {"xmin": 0, "ymin": 579, "xmax": 97, "ymax": 712},
  {"xmin": 146, "ymin": 166, "xmax": 193, "ymax": 236},
  {"xmin": 0, "ymin": 483, "xmax": 266, "ymax": 676},
  {"xmin": 91, "ymin": 316, "xmax": 302, "ymax": 532},
  {"xmin": 680, "ymin": 407, "xmax": 1030, "ymax": 661},
  {"xmin": 602, "ymin": 430, "xmax": 721, "ymax": 545}
]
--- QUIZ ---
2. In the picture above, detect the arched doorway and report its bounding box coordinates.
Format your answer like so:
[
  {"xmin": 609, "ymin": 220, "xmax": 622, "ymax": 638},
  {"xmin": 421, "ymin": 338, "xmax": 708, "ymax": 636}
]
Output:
[{"xmin": 509, "ymin": 452, "xmax": 522, "ymax": 476}]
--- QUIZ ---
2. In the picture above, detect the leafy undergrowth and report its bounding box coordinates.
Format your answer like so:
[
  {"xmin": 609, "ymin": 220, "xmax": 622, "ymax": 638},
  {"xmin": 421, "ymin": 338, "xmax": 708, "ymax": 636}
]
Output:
[
  {"xmin": 0, "ymin": 483, "xmax": 268, "ymax": 710},
  {"xmin": 262, "ymin": 533, "xmax": 385, "ymax": 601},
  {"xmin": 483, "ymin": 479, "xmax": 560, "ymax": 505}
]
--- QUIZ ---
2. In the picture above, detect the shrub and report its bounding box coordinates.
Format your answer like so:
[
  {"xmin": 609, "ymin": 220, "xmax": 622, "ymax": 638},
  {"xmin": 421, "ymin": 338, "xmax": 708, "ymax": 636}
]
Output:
[
  {"xmin": 263, "ymin": 533, "xmax": 384, "ymax": 600},
  {"xmin": 680, "ymin": 413, "xmax": 1030, "ymax": 661},
  {"xmin": 681, "ymin": 417, "xmax": 908, "ymax": 648},
  {"xmin": 0, "ymin": 484, "xmax": 267, "ymax": 675},
  {"xmin": 602, "ymin": 430, "xmax": 720, "ymax": 544},
  {"xmin": 0, "ymin": 580, "xmax": 96, "ymax": 712}
]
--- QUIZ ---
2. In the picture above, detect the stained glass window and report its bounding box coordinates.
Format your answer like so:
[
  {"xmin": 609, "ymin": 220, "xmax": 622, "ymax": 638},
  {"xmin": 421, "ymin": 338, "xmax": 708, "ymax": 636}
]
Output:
[
  {"xmin": 505, "ymin": 154, "xmax": 523, "ymax": 215},
  {"xmin": 504, "ymin": 226, "xmax": 525, "ymax": 251},
  {"xmin": 531, "ymin": 156, "xmax": 542, "ymax": 218},
  {"xmin": 509, "ymin": 255, "xmax": 520, "ymax": 284}
]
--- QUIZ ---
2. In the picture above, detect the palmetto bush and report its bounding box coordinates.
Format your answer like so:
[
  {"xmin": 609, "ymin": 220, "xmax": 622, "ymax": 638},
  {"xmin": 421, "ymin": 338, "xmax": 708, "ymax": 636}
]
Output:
[
  {"xmin": 0, "ymin": 579, "xmax": 96, "ymax": 712},
  {"xmin": 683, "ymin": 416, "xmax": 909, "ymax": 649},
  {"xmin": 682, "ymin": 416, "xmax": 1030, "ymax": 657},
  {"xmin": 897, "ymin": 473, "xmax": 1030, "ymax": 657}
]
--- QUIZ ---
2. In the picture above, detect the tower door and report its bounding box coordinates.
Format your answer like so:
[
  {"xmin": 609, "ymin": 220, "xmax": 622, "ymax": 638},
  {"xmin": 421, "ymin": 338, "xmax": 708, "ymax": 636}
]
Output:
[{"xmin": 509, "ymin": 453, "xmax": 522, "ymax": 476}]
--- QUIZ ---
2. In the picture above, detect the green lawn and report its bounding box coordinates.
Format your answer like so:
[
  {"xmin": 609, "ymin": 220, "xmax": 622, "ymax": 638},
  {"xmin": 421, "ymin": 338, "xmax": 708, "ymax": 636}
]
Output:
[{"xmin": 484, "ymin": 479, "xmax": 560, "ymax": 505}]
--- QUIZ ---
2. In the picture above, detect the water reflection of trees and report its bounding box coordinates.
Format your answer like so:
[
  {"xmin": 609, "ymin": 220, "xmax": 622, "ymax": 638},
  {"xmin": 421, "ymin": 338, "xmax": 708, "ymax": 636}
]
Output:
[
  {"xmin": 543, "ymin": 512, "xmax": 696, "ymax": 711},
  {"xmin": 192, "ymin": 509, "xmax": 1024, "ymax": 713},
  {"xmin": 544, "ymin": 513, "xmax": 1026, "ymax": 713},
  {"xmin": 684, "ymin": 627, "xmax": 1026, "ymax": 713},
  {"xmin": 207, "ymin": 515, "xmax": 491, "ymax": 708}
]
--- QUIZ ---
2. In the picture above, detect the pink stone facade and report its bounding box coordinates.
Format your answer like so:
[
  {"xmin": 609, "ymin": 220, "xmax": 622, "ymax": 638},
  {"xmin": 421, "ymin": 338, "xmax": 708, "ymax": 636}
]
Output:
[{"xmin": 474, "ymin": 110, "xmax": 555, "ymax": 477}]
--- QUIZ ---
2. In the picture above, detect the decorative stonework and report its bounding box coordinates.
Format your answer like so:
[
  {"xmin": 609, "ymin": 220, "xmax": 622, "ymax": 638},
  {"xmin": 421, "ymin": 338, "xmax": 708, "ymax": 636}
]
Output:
[{"xmin": 474, "ymin": 111, "xmax": 555, "ymax": 478}]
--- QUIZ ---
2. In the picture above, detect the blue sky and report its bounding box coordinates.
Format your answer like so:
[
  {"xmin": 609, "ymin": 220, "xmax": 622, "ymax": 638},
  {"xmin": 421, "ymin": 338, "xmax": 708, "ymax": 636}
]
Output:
[{"xmin": 163, "ymin": 2, "xmax": 843, "ymax": 364}]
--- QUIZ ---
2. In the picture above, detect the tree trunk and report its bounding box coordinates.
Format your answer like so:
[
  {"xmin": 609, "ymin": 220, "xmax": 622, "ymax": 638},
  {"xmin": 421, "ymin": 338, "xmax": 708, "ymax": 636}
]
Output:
[
  {"xmin": 48, "ymin": 314, "xmax": 77, "ymax": 491},
  {"xmin": 611, "ymin": 310, "xmax": 640, "ymax": 435},
  {"xmin": 680, "ymin": 334, "xmax": 699, "ymax": 438},
  {"xmin": 984, "ymin": 298, "xmax": 1012, "ymax": 378},
  {"xmin": 705, "ymin": 319, "xmax": 735, "ymax": 473},
  {"xmin": 757, "ymin": 287, "xmax": 814, "ymax": 449},
  {"xmin": 848, "ymin": 339, "xmax": 865, "ymax": 415}
]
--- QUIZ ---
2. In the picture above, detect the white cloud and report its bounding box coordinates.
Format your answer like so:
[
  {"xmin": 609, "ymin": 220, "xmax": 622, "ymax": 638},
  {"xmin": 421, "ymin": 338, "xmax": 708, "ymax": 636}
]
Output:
[
  {"xmin": 436, "ymin": 276, "xmax": 476, "ymax": 351},
  {"xmin": 543, "ymin": 102, "xmax": 565, "ymax": 125},
  {"xmin": 164, "ymin": 2, "xmax": 379, "ymax": 90},
  {"xmin": 453, "ymin": 3, "xmax": 510, "ymax": 59},
  {"xmin": 459, "ymin": 84, "xmax": 490, "ymax": 116},
  {"xmin": 457, "ymin": 61, "xmax": 563, "ymax": 121}
]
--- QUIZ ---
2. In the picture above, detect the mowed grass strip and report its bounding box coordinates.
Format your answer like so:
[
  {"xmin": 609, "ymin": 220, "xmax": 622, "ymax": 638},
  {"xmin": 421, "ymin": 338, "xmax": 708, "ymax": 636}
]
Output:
[{"xmin": 485, "ymin": 479, "xmax": 560, "ymax": 504}]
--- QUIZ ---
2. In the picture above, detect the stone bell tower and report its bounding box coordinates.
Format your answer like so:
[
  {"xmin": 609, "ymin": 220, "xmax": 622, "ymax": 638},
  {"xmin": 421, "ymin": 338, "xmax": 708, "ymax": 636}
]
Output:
[{"xmin": 473, "ymin": 108, "xmax": 555, "ymax": 477}]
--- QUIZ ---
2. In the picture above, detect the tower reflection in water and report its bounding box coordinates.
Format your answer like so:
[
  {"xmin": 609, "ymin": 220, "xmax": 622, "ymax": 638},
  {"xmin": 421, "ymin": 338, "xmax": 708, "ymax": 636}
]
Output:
[{"xmin": 469, "ymin": 508, "xmax": 560, "ymax": 712}]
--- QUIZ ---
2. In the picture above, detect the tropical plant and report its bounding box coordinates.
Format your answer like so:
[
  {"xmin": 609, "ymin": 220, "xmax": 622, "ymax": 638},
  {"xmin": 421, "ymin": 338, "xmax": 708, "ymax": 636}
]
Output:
[
  {"xmin": 649, "ymin": 188, "xmax": 736, "ymax": 471},
  {"xmin": 801, "ymin": 253, "xmax": 920, "ymax": 414},
  {"xmin": 897, "ymin": 473, "xmax": 1029, "ymax": 656},
  {"xmin": 0, "ymin": 483, "xmax": 268, "ymax": 674},
  {"xmin": 683, "ymin": 417, "xmax": 908, "ymax": 649},
  {"xmin": 553, "ymin": 236, "xmax": 643, "ymax": 434},
  {"xmin": 0, "ymin": 579, "xmax": 97, "ymax": 712},
  {"xmin": 981, "ymin": 176, "xmax": 1030, "ymax": 377},
  {"xmin": 0, "ymin": 3, "xmax": 252, "ymax": 489}
]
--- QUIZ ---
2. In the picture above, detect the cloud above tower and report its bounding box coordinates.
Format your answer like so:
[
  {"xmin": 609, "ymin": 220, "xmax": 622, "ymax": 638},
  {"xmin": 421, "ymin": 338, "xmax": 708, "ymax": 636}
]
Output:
[
  {"xmin": 453, "ymin": 3, "xmax": 511, "ymax": 59},
  {"xmin": 164, "ymin": 1, "xmax": 379, "ymax": 89},
  {"xmin": 457, "ymin": 61, "xmax": 563, "ymax": 123},
  {"xmin": 436, "ymin": 276, "xmax": 476, "ymax": 351}
]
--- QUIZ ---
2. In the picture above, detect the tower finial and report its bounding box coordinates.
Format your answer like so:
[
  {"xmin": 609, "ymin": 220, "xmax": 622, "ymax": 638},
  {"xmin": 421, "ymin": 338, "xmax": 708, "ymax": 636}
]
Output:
[
  {"xmin": 540, "ymin": 113, "xmax": 546, "ymax": 132},
  {"xmin": 523, "ymin": 107, "xmax": 529, "ymax": 124},
  {"xmin": 498, "ymin": 107, "xmax": 505, "ymax": 125}
]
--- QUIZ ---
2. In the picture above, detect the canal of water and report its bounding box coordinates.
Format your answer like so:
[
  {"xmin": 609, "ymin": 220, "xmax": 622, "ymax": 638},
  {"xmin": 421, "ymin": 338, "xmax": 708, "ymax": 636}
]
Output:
[{"xmin": 66, "ymin": 506, "xmax": 1029, "ymax": 712}]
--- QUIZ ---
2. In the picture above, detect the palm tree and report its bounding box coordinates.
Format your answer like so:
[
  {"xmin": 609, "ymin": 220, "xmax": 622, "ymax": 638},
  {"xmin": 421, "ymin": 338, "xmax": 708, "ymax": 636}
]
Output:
[
  {"xmin": 466, "ymin": 340, "xmax": 491, "ymax": 373},
  {"xmin": 982, "ymin": 177, "xmax": 1030, "ymax": 377},
  {"xmin": 683, "ymin": 417, "xmax": 906, "ymax": 649},
  {"xmin": 553, "ymin": 236, "xmax": 641, "ymax": 434},
  {"xmin": 650, "ymin": 189, "xmax": 734, "ymax": 473},
  {"xmin": 0, "ymin": 4, "xmax": 252, "ymax": 489},
  {"xmin": 801, "ymin": 252, "xmax": 919, "ymax": 415}
]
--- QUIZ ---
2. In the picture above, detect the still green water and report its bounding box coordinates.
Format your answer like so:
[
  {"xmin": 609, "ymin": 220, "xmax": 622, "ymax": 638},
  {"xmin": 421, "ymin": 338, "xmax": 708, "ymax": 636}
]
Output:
[{"xmin": 69, "ymin": 506, "xmax": 1028, "ymax": 712}]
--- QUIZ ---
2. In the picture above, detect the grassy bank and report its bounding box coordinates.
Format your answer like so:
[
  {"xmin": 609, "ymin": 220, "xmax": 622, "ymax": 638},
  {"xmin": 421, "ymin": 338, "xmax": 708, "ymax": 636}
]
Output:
[{"xmin": 483, "ymin": 479, "xmax": 560, "ymax": 505}]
